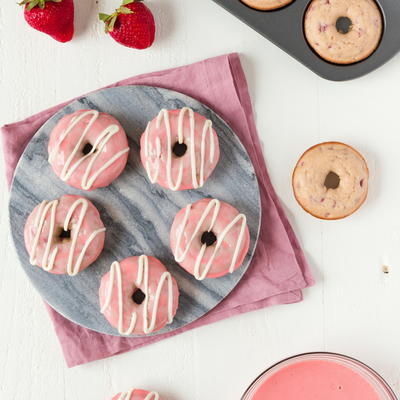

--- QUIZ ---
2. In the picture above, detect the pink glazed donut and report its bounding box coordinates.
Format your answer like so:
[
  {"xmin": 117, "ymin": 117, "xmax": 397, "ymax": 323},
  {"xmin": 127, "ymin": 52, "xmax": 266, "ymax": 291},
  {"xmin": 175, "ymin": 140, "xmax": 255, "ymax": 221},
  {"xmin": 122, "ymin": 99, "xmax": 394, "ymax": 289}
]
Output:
[
  {"xmin": 140, "ymin": 107, "xmax": 220, "ymax": 191},
  {"xmin": 48, "ymin": 109, "xmax": 130, "ymax": 190},
  {"xmin": 170, "ymin": 198, "xmax": 250, "ymax": 280},
  {"xmin": 111, "ymin": 389, "xmax": 160, "ymax": 400},
  {"xmin": 99, "ymin": 255, "xmax": 179, "ymax": 336},
  {"xmin": 24, "ymin": 195, "xmax": 106, "ymax": 276}
]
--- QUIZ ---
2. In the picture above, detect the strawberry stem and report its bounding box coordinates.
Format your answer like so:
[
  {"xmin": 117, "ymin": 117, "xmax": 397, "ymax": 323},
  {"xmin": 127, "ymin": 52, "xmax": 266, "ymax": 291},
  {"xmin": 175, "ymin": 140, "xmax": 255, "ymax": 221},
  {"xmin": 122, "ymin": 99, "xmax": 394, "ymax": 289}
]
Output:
[
  {"xmin": 99, "ymin": 0, "xmax": 143, "ymax": 33},
  {"xmin": 19, "ymin": 0, "xmax": 61, "ymax": 11}
]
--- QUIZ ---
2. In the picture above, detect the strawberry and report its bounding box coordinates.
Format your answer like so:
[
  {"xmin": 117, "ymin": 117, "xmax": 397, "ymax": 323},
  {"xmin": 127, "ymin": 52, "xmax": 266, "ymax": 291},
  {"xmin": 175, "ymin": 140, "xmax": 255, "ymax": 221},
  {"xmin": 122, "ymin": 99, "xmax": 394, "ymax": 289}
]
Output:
[
  {"xmin": 99, "ymin": 0, "xmax": 155, "ymax": 50},
  {"xmin": 19, "ymin": 0, "xmax": 74, "ymax": 43}
]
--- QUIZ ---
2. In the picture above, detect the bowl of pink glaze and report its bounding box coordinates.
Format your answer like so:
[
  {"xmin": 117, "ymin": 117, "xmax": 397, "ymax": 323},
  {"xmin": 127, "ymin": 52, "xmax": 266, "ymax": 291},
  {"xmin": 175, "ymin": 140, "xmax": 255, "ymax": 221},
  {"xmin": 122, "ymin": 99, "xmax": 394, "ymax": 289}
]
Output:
[{"xmin": 242, "ymin": 352, "xmax": 397, "ymax": 400}]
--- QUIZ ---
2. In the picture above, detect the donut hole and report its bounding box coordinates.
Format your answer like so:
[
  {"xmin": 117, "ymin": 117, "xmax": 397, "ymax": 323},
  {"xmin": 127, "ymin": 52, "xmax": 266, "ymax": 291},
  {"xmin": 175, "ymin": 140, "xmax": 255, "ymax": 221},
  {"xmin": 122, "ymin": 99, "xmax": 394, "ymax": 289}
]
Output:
[
  {"xmin": 131, "ymin": 288, "xmax": 146, "ymax": 305},
  {"xmin": 336, "ymin": 16, "xmax": 353, "ymax": 34},
  {"xmin": 82, "ymin": 142, "xmax": 96, "ymax": 156},
  {"xmin": 201, "ymin": 231, "xmax": 217, "ymax": 247},
  {"xmin": 57, "ymin": 227, "xmax": 71, "ymax": 242},
  {"xmin": 172, "ymin": 142, "xmax": 187, "ymax": 158},
  {"xmin": 324, "ymin": 171, "xmax": 340, "ymax": 190}
]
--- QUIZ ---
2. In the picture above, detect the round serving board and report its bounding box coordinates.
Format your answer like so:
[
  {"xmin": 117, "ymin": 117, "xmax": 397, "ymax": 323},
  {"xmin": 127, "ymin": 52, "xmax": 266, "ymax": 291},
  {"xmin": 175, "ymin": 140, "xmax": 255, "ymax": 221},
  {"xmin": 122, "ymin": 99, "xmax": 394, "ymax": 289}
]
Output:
[{"xmin": 9, "ymin": 85, "xmax": 261, "ymax": 337}]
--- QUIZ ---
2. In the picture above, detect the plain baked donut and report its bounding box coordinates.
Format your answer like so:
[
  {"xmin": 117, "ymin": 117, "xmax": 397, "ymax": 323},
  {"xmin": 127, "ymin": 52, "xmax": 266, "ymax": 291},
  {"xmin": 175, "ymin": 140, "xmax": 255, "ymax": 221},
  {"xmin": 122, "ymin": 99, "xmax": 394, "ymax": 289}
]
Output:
[
  {"xmin": 292, "ymin": 142, "xmax": 369, "ymax": 220},
  {"xmin": 304, "ymin": 0, "xmax": 383, "ymax": 64},
  {"xmin": 24, "ymin": 195, "xmax": 106, "ymax": 275},
  {"xmin": 48, "ymin": 109, "xmax": 130, "ymax": 190},
  {"xmin": 240, "ymin": 0, "xmax": 294, "ymax": 11},
  {"xmin": 170, "ymin": 198, "xmax": 250, "ymax": 280},
  {"xmin": 99, "ymin": 255, "xmax": 179, "ymax": 336}
]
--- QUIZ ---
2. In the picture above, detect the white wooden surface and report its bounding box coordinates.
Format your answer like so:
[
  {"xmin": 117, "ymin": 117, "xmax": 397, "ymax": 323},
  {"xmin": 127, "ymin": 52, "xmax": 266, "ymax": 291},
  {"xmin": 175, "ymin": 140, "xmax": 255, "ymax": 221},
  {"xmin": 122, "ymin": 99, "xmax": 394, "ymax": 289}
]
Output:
[{"xmin": 1, "ymin": 1, "xmax": 400, "ymax": 399}]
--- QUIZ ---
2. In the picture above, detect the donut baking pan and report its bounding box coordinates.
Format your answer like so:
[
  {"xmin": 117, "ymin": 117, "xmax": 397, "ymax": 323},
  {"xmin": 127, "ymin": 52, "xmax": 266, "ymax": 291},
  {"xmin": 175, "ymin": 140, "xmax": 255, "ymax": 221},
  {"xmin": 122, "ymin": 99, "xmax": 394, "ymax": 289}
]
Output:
[{"xmin": 211, "ymin": 0, "xmax": 400, "ymax": 81}]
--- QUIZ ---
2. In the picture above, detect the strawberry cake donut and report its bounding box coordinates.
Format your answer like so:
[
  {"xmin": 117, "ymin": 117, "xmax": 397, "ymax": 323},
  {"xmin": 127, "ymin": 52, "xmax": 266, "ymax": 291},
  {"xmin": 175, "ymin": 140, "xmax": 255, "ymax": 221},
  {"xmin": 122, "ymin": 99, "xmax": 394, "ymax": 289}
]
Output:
[
  {"xmin": 48, "ymin": 109, "xmax": 130, "ymax": 190},
  {"xmin": 292, "ymin": 142, "xmax": 369, "ymax": 220},
  {"xmin": 24, "ymin": 195, "xmax": 106, "ymax": 276},
  {"xmin": 170, "ymin": 198, "xmax": 250, "ymax": 280},
  {"xmin": 111, "ymin": 389, "xmax": 160, "ymax": 400},
  {"xmin": 240, "ymin": 0, "xmax": 294, "ymax": 11},
  {"xmin": 140, "ymin": 107, "xmax": 220, "ymax": 191},
  {"xmin": 304, "ymin": 0, "xmax": 383, "ymax": 64},
  {"xmin": 99, "ymin": 255, "xmax": 179, "ymax": 336}
]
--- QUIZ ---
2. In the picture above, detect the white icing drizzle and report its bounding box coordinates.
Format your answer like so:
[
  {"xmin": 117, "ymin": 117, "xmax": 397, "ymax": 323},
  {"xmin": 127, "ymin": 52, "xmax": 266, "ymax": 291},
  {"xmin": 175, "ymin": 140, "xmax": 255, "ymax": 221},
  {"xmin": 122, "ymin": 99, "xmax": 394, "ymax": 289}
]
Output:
[
  {"xmin": 118, "ymin": 390, "xmax": 159, "ymax": 400},
  {"xmin": 174, "ymin": 199, "xmax": 247, "ymax": 280},
  {"xmin": 101, "ymin": 255, "xmax": 174, "ymax": 336},
  {"xmin": 29, "ymin": 198, "xmax": 106, "ymax": 276},
  {"xmin": 48, "ymin": 110, "xmax": 130, "ymax": 190},
  {"xmin": 144, "ymin": 107, "xmax": 215, "ymax": 191}
]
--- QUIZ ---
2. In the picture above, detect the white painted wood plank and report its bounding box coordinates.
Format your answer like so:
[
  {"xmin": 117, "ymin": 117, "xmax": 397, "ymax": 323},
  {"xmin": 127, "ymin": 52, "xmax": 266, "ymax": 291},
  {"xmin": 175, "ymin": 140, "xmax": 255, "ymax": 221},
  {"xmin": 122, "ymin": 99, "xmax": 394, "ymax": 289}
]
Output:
[{"xmin": 1, "ymin": 0, "xmax": 400, "ymax": 398}]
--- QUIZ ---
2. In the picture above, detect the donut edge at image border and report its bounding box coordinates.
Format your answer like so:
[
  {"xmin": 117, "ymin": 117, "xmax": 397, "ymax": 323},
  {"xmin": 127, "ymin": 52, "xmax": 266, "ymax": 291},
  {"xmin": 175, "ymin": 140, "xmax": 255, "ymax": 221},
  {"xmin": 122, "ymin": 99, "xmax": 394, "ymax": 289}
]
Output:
[{"xmin": 240, "ymin": 0, "xmax": 294, "ymax": 12}]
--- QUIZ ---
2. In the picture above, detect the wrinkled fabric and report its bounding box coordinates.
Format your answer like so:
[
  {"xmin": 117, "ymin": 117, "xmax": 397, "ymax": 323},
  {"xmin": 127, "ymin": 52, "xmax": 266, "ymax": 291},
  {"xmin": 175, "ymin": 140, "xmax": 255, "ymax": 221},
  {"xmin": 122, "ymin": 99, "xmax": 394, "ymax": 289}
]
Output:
[{"xmin": 1, "ymin": 53, "xmax": 314, "ymax": 367}]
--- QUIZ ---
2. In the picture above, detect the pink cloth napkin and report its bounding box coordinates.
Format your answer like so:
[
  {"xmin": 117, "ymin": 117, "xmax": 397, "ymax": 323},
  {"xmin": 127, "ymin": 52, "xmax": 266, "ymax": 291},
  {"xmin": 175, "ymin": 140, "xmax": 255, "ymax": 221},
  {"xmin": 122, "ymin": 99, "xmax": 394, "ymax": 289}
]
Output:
[{"xmin": 2, "ymin": 53, "xmax": 314, "ymax": 367}]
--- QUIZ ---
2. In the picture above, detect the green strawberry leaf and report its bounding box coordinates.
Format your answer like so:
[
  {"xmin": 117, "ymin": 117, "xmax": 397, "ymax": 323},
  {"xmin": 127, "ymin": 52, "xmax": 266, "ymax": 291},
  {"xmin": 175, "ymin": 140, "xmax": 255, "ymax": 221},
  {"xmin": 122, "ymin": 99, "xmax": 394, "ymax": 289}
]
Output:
[
  {"xmin": 99, "ymin": 13, "xmax": 111, "ymax": 21},
  {"xmin": 28, "ymin": 0, "xmax": 39, "ymax": 10},
  {"xmin": 100, "ymin": 0, "xmax": 141, "ymax": 34},
  {"xmin": 19, "ymin": 0, "xmax": 61, "ymax": 10},
  {"xmin": 108, "ymin": 14, "xmax": 118, "ymax": 32},
  {"xmin": 118, "ymin": 6, "xmax": 133, "ymax": 14}
]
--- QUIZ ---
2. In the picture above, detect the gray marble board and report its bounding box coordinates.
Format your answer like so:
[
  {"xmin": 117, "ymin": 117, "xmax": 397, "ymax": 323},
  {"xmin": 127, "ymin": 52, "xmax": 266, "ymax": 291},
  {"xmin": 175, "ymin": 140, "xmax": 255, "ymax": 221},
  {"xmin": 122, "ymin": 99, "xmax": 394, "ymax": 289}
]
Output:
[{"xmin": 8, "ymin": 85, "xmax": 261, "ymax": 337}]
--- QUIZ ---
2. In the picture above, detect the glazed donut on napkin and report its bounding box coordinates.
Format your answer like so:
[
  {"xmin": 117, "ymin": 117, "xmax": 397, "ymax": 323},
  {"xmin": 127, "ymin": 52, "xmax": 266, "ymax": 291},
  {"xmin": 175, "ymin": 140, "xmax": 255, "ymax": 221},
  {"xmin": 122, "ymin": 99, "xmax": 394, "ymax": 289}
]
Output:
[
  {"xmin": 99, "ymin": 255, "xmax": 179, "ymax": 336},
  {"xmin": 24, "ymin": 195, "xmax": 106, "ymax": 275},
  {"xmin": 140, "ymin": 107, "xmax": 220, "ymax": 191},
  {"xmin": 48, "ymin": 109, "xmax": 130, "ymax": 190},
  {"xmin": 170, "ymin": 198, "xmax": 250, "ymax": 280}
]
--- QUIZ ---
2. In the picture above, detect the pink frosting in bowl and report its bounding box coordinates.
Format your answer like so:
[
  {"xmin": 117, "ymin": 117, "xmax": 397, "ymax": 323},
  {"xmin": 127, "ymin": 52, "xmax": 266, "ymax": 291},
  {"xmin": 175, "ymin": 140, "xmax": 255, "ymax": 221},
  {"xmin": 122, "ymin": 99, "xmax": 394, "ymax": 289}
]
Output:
[{"xmin": 243, "ymin": 353, "xmax": 396, "ymax": 400}]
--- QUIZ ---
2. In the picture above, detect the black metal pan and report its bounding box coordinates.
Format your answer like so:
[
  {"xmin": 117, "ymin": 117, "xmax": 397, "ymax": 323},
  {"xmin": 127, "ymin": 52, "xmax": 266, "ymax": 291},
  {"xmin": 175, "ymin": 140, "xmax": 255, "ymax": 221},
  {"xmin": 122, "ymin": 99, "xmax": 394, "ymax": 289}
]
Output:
[{"xmin": 212, "ymin": 0, "xmax": 400, "ymax": 81}]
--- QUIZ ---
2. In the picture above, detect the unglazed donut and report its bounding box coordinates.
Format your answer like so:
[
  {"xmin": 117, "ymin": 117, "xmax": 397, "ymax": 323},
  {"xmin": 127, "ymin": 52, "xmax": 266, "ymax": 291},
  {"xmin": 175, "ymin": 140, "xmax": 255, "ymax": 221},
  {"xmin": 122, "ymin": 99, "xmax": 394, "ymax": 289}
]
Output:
[
  {"xmin": 140, "ymin": 107, "xmax": 220, "ymax": 191},
  {"xmin": 304, "ymin": 0, "xmax": 382, "ymax": 64},
  {"xmin": 112, "ymin": 389, "xmax": 160, "ymax": 400},
  {"xmin": 292, "ymin": 142, "xmax": 369, "ymax": 220},
  {"xmin": 170, "ymin": 198, "xmax": 250, "ymax": 280},
  {"xmin": 99, "ymin": 255, "xmax": 179, "ymax": 336},
  {"xmin": 24, "ymin": 195, "xmax": 106, "ymax": 275},
  {"xmin": 48, "ymin": 109, "xmax": 130, "ymax": 190},
  {"xmin": 240, "ymin": 0, "xmax": 293, "ymax": 11}
]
